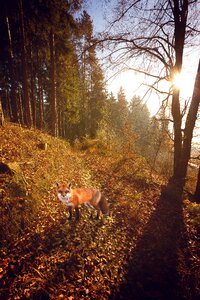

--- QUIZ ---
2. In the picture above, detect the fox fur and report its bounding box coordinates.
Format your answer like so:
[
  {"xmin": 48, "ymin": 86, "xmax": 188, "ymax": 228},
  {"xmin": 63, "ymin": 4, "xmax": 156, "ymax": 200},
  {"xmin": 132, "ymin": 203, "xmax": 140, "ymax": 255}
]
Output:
[{"xmin": 56, "ymin": 182, "xmax": 109, "ymax": 219}]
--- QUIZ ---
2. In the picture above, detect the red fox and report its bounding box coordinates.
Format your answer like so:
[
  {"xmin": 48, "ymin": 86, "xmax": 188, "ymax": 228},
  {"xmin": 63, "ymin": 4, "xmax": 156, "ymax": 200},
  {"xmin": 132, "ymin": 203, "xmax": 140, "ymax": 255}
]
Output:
[{"xmin": 56, "ymin": 182, "xmax": 109, "ymax": 220}]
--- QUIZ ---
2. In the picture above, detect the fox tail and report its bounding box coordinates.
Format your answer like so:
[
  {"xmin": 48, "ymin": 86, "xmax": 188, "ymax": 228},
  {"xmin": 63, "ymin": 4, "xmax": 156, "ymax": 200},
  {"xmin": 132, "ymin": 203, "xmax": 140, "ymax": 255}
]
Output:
[{"xmin": 91, "ymin": 190, "xmax": 109, "ymax": 215}]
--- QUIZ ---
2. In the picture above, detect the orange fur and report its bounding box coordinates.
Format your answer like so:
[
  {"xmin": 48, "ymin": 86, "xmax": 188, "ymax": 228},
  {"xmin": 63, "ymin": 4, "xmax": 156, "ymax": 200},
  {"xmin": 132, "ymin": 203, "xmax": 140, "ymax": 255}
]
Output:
[{"xmin": 56, "ymin": 183, "xmax": 109, "ymax": 219}]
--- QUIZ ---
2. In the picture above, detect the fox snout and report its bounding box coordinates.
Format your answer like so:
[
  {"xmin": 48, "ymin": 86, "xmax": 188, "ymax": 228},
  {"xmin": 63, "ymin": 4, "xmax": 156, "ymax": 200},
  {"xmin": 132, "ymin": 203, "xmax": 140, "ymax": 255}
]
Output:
[
  {"xmin": 59, "ymin": 191, "xmax": 67, "ymax": 196},
  {"xmin": 57, "ymin": 190, "xmax": 70, "ymax": 198}
]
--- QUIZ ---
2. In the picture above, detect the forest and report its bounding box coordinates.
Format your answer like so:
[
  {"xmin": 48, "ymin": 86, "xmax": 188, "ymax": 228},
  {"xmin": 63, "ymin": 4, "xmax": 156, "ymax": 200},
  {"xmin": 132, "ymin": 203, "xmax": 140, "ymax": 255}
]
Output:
[{"xmin": 0, "ymin": 0, "xmax": 200, "ymax": 299}]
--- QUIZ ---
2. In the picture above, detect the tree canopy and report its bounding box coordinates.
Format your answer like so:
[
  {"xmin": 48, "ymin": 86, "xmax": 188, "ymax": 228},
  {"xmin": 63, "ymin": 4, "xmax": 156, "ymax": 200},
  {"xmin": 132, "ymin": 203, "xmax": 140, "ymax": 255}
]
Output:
[
  {"xmin": 99, "ymin": 0, "xmax": 200, "ymax": 190},
  {"xmin": 1, "ymin": 0, "xmax": 200, "ymax": 193}
]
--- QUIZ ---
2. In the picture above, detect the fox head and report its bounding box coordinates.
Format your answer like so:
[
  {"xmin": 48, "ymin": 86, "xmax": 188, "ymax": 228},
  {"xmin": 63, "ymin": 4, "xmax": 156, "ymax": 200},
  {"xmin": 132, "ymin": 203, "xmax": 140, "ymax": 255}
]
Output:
[
  {"xmin": 56, "ymin": 182, "xmax": 71, "ymax": 203},
  {"xmin": 56, "ymin": 182, "xmax": 71, "ymax": 195}
]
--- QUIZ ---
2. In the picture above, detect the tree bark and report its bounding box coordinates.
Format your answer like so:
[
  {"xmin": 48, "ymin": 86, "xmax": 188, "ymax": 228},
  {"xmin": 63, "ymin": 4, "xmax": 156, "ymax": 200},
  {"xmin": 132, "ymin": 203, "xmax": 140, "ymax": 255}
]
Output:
[
  {"xmin": 30, "ymin": 46, "xmax": 36, "ymax": 127},
  {"xmin": 170, "ymin": 59, "xmax": 200, "ymax": 190},
  {"xmin": 171, "ymin": 88, "xmax": 182, "ymax": 180},
  {"xmin": 38, "ymin": 80, "xmax": 44, "ymax": 130},
  {"xmin": 19, "ymin": 0, "xmax": 32, "ymax": 128},
  {"xmin": 194, "ymin": 166, "xmax": 200, "ymax": 203},
  {"xmin": 170, "ymin": 0, "xmax": 189, "ymax": 186},
  {"xmin": 36, "ymin": 49, "xmax": 44, "ymax": 130},
  {"xmin": 0, "ymin": 98, "xmax": 5, "ymax": 126},
  {"xmin": 179, "ymin": 59, "xmax": 200, "ymax": 180},
  {"xmin": 49, "ymin": 28, "xmax": 58, "ymax": 136},
  {"xmin": 6, "ymin": 15, "xmax": 18, "ymax": 123}
]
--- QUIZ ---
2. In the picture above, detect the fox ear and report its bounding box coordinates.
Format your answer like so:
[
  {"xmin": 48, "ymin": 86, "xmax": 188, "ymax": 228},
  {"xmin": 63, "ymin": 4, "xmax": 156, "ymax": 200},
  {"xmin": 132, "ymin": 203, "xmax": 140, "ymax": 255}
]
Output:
[
  {"xmin": 68, "ymin": 183, "xmax": 72, "ymax": 189},
  {"xmin": 56, "ymin": 182, "xmax": 59, "ymax": 187}
]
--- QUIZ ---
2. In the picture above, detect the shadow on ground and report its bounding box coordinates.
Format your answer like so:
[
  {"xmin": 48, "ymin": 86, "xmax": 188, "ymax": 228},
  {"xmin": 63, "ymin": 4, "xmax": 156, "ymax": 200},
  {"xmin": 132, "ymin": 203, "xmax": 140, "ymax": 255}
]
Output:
[{"xmin": 110, "ymin": 189, "xmax": 190, "ymax": 300}]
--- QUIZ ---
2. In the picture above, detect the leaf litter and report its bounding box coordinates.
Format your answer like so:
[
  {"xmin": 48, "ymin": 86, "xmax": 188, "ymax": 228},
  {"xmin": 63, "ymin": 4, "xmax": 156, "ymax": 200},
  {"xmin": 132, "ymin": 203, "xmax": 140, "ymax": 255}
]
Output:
[{"xmin": 0, "ymin": 123, "xmax": 199, "ymax": 299}]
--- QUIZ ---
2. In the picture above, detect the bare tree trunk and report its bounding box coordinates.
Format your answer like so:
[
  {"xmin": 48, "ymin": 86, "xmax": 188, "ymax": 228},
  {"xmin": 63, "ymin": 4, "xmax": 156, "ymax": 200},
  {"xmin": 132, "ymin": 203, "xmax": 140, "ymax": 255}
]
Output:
[
  {"xmin": 58, "ymin": 108, "xmax": 62, "ymax": 137},
  {"xmin": 19, "ymin": 0, "xmax": 32, "ymax": 128},
  {"xmin": 179, "ymin": 59, "xmax": 200, "ymax": 180},
  {"xmin": 171, "ymin": 89, "xmax": 182, "ymax": 180},
  {"xmin": 6, "ymin": 15, "xmax": 18, "ymax": 123},
  {"xmin": 194, "ymin": 166, "xmax": 200, "ymax": 203},
  {"xmin": 38, "ymin": 80, "xmax": 44, "ymax": 130},
  {"xmin": 0, "ymin": 98, "xmax": 5, "ymax": 126},
  {"xmin": 18, "ymin": 93, "xmax": 24, "ymax": 124},
  {"xmin": 36, "ymin": 49, "xmax": 44, "ymax": 130},
  {"xmin": 30, "ymin": 46, "xmax": 36, "ymax": 127},
  {"xmin": 170, "ymin": 0, "xmax": 188, "ymax": 188},
  {"xmin": 60, "ymin": 110, "xmax": 66, "ymax": 138},
  {"xmin": 170, "ymin": 59, "xmax": 200, "ymax": 192},
  {"xmin": 6, "ymin": 89, "xmax": 12, "ymax": 120},
  {"xmin": 49, "ymin": 28, "xmax": 58, "ymax": 136}
]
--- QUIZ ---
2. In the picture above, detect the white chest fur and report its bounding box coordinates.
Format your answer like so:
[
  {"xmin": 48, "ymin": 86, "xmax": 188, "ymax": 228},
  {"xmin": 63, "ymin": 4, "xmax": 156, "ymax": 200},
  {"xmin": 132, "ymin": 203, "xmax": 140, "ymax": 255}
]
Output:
[{"xmin": 58, "ymin": 193, "xmax": 70, "ymax": 204}]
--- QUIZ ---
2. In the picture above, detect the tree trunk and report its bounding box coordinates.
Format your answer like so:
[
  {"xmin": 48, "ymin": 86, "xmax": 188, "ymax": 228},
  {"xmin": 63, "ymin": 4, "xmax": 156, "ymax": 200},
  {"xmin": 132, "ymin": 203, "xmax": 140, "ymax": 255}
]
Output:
[
  {"xmin": 170, "ymin": 0, "xmax": 189, "ymax": 187},
  {"xmin": 6, "ymin": 15, "xmax": 18, "ymax": 123},
  {"xmin": 18, "ymin": 93, "xmax": 24, "ymax": 124},
  {"xmin": 30, "ymin": 46, "xmax": 36, "ymax": 127},
  {"xmin": 0, "ymin": 98, "xmax": 5, "ymax": 126},
  {"xmin": 171, "ymin": 89, "xmax": 182, "ymax": 180},
  {"xmin": 5, "ymin": 89, "xmax": 12, "ymax": 120},
  {"xmin": 179, "ymin": 59, "xmax": 200, "ymax": 180},
  {"xmin": 19, "ymin": 0, "xmax": 32, "ymax": 128},
  {"xmin": 194, "ymin": 166, "xmax": 200, "ymax": 203},
  {"xmin": 49, "ymin": 28, "xmax": 58, "ymax": 136},
  {"xmin": 170, "ymin": 59, "xmax": 200, "ymax": 190},
  {"xmin": 36, "ymin": 49, "xmax": 44, "ymax": 130},
  {"xmin": 38, "ymin": 80, "xmax": 44, "ymax": 130},
  {"xmin": 58, "ymin": 108, "xmax": 62, "ymax": 137}
]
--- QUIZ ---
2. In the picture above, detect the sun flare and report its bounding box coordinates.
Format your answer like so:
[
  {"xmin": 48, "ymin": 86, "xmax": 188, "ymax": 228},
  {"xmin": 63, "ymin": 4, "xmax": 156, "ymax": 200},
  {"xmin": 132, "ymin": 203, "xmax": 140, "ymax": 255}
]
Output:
[
  {"xmin": 172, "ymin": 71, "xmax": 194, "ymax": 93},
  {"xmin": 172, "ymin": 73, "xmax": 182, "ymax": 89},
  {"xmin": 108, "ymin": 68, "xmax": 196, "ymax": 117}
]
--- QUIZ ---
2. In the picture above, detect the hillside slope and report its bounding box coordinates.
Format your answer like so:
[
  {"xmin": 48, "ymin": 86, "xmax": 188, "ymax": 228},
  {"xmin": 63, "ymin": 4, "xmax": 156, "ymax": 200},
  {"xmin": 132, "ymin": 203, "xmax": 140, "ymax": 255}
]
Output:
[
  {"xmin": 0, "ymin": 123, "xmax": 95, "ymax": 244},
  {"xmin": 0, "ymin": 123, "xmax": 199, "ymax": 300}
]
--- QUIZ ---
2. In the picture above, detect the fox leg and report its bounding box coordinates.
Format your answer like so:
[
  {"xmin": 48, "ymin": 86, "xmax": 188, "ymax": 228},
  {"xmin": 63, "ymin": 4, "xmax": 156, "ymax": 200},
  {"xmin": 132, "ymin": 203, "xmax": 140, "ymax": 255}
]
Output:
[
  {"xmin": 75, "ymin": 207, "xmax": 80, "ymax": 220},
  {"xmin": 68, "ymin": 206, "xmax": 73, "ymax": 220},
  {"xmin": 88, "ymin": 208, "xmax": 99, "ymax": 219},
  {"xmin": 89, "ymin": 210, "xmax": 99, "ymax": 219},
  {"xmin": 89, "ymin": 210, "xmax": 93, "ymax": 219},
  {"xmin": 95, "ymin": 207, "xmax": 101, "ymax": 219}
]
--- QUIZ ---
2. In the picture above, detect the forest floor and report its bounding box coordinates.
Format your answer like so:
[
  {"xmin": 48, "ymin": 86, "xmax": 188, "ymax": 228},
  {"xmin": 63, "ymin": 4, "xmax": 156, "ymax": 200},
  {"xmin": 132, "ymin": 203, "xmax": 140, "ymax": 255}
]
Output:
[{"xmin": 0, "ymin": 123, "xmax": 199, "ymax": 300}]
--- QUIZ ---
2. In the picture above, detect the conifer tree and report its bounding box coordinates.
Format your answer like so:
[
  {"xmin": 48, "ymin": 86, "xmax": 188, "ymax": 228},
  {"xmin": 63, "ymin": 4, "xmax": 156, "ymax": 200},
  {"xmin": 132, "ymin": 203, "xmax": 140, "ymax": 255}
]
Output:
[
  {"xmin": 129, "ymin": 96, "xmax": 151, "ymax": 153},
  {"xmin": 116, "ymin": 86, "xmax": 129, "ymax": 130},
  {"xmin": 77, "ymin": 11, "xmax": 107, "ymax": 138}
]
